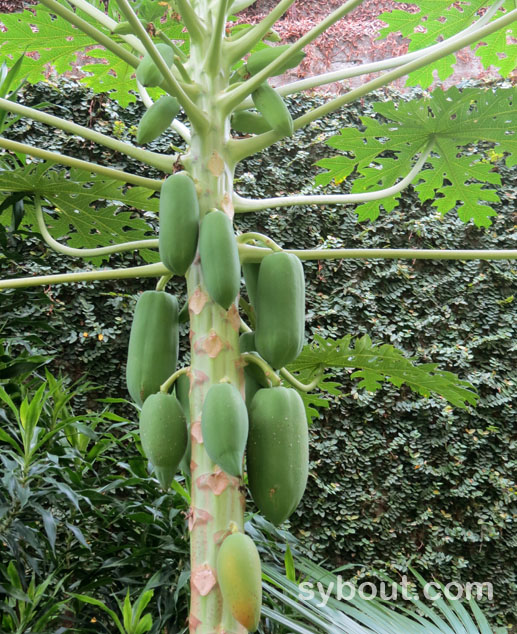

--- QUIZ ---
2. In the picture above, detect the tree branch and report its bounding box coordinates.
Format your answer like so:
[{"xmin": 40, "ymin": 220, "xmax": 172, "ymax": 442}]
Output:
[
  {"xmin": 229, "ymin": 8, "xmax": 517, "ymax": 162},
  {"xmin": 0, "ymin": 137, "xmax": 163, "ymax": 190},
  {"xmin": 34, "ymin": 196, "xmax": 159, "ymax": 258},
  {"xmin": 0, "ymin": 98, "xmax": 174, "ymax": 173},
  {"xmin": 233, "ymin": 143, "xmax": 433, "ymax": 212}
]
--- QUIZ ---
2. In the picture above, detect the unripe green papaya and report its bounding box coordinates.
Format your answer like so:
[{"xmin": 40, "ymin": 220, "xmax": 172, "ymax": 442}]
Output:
[
  {"xmin": 242, "ymin": 262, "xmax": 260, "ymax": 306},
  {"xmin": 201, "ymin": 383, "xmax": 248, "ymax": 477},
  {"xmin": 175, "ymin": 373, "xmax": 191, "ymax": 475},
  {"xmin": 246, "ymin": 45, "xmax": 305, "ymax": 77},
  {"xmin": 217, "ymin": 532, "xmax": 262, "ymax": 632},
  {"xmin": 136, "ymin": 43, "xmax": 175, "ymax": 87},
  {"xmin": 159, "ymin": 172, "xmax": 200, "ymax": 276},
  {"xmin": 239, "ymin": 332, "xmax": 263, "ymax": 408},
  {"xmin": 255, "ymin": 252, "xmax": 305, "ymax": 369},
  {"xmin": 252, "ymin": 82, "xmax": 294, "ymax": 138},
  {"xmin": 126, "ymin": 291, "xmax": 179, "ymax": 405},
  {"xmin": 199, "ymin": 210, "xmax": 240, "ymax": 310},
  {"xmin": 247, "ymin": 387, "xmax": 308, "ymax": 525},
  {"xmin": 139, "ymin": 391, "xmax": 188, "ymax": 489},
  {"xmin": 137, "ymin": 95, "xmax": 180, "ymax": 145},
  {"xmin": 231, "ymin": 111, "xmax": 272, "ymax": 135}
]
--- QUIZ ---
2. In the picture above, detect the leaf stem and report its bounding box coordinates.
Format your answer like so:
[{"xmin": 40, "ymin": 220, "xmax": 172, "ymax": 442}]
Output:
[
  {"xmin": 241, "ymin": 352, "xmax": 281, "ymax": 387},
  {"xmin": 220, "ymin": 0, "xmax": 365, "ymax": 115},
  {"xmin": 230, "ymin": 8, "xmax": 517, "ymax": 161},
  {"xmin": 160, "ymin": 366, "xmax": 190, "ymax": 394},
  {"xmin": 34, "ymin": 196, "xmax": 159, "ymax": 258},
  {"xmin": 0, "ymin": 263, "xmax": 168, "ymax": 290},
  {"xmin": 236, "ymin": 231, "xmax": 284, "ymax": 251},
  {"xmin": 225, "ymin": 0, "xmax": 296, "ymax": 64},
  {"xmin": 39, "ymin": 0, "xmax": 140, "ymax": 68},
  {"xmin": 175, "ymin": 0, "xmax": 206, "ymax": 44},
  {"xmin": 114, "ymin": 0, "xmax": 207, "ymax": 132},
  {"xmin": 0, "ymin": 137, "xmax": 163, "ymax": 190},
  {"xmin": 280, "ymin": 367, "xmax": 324, "ymax": 392},
  {"xmin": 155, "ymin": 274, "xmax": 172, "ymax": 291},
  {"xmin": 206, "ymin": 0, "xmax": 230, "ymax": 76},
  {"xmin": 234, "ymin": 143, "xmax": 433, "ymax": 212},
  {"xmin": 239, "ymin": 244, "xmax": 517, "ymax": 263},
  {"xmin": 0, "ymin": 98, "xmax": 174, "ymax": 173}
]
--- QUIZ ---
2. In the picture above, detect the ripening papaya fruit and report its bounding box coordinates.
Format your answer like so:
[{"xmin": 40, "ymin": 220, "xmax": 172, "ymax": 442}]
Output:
[
  {"xmin": 251, "ymin": 82, "xmax": 294, "ymax": 138},
  {"xmin": 175, "ymin": 372, "xmax": 191, "ymax": 475},
  {"xmin": 201, "ymin": 383, "xmax": 248, "ymax": 477},
  {"xmin": 139, "ymin": 391, "xmax": 188, "ymax": 489},
  {"xmin": 246, "ymin": 44, "xmax": 305, "ymax": 77},
  {"xmin": 126, "ymin": 291, "xmax": 179, "ymax": 406},
  {"xmin": 199, "ymin": 210, "xmax": 240, "ymax": 310},
  {"xmin": 136, "ymin": 42, "xmax": 175, "ymax": 87},
  {"xmin": 137, "ymin": 95, "xmax": 180, "ymax": 145},
  {"xmin": 247, "ymin": 387, "xmax": 309, "ymax": 525},
  {"xmin": 231, "ymin": 111, "xmax": 272, "ymax": 135},
  {"xmin": 159, "ymin": 172, "xmax": 200, "ymax": 276},
  {"xmin": 217, "ymin": 532, "xmax": 262, "ymax": 632},
  {"xmin": 255, "ymin": 252, "xmax": 305, "ymax": 369}
]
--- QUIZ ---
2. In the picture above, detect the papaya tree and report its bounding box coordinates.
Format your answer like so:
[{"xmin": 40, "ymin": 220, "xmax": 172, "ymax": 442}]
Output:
[{"xmin": 0, "ymin": 0, "xmax": 516, "ymax": 631}]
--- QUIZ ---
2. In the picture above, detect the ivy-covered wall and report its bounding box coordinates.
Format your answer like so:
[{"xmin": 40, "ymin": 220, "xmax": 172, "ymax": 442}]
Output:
[{"xmin": 1, "ymin": 79, "xmax": 516, "ymax": 623}]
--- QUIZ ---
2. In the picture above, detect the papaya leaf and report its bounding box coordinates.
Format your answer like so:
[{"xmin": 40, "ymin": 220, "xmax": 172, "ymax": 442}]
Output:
[
  {"xmin": 0, "ymin": 164, "xmax": 159, "ymax": 263},
  {"xmin": 314, "ymin": 86, "xmax": 516, "ymax": 226},
  {"xmin": 376, "ymin": 0, "xmax": 516, "ymax": 87},
  {"xmin": 289, "ymin": 333, "xmax": 478, "ymax": 409}
]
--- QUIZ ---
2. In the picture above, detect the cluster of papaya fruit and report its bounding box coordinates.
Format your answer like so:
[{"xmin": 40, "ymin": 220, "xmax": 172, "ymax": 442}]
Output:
[{"xmin": 133, "ymin": 41, "xmax": 302, "ymax": 144}]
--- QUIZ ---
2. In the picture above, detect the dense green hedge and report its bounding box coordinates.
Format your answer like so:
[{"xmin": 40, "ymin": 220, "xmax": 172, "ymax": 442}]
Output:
[{"xmin": 1, "ymin": 79, "xmax": 516, "ymax": 625}]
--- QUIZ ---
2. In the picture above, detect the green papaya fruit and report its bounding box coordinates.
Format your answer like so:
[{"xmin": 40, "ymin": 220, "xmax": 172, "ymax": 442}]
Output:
[
  {"xmin": 231, "ymin": 111, "xmax": 272, "ymax": 135},
  {"xmin": 175, "ymin": 373, "xmax": 191, "ymax": 475},
  {"xmin": 126, "ymin": 291, "xmax": 179, "ymax": 405},
  {"xmin": 251, "ymin": 82, "xmax": 294, "ymax": 138},
  {"xmin": 137, "ymin": 95, "xmax": 180, "ymax": 145},
  {"xmin": 247, "ymin": 387, "xmax": 308, "ymax": 525},
  {"xmin": 217, "ymin": 532, "xmax": 262, "ymax": 632},
  {"xmin": 136, "ymin": 43, "xmax": 175, "ymax": 87},
  {"xmin": 242, "ymin": 262, "xmax": 260, "ymax": 306},
  {"xmin": 159, "ymin": 172, "xmax": 200, "ymax": 276},
  {"xmin": 246, "ymin": 45, "xmax": 305, "ymax": 77},
  {"xmin": 201, "ymin": 383, "xmax": 248, "ymax": 477},
  {"xmin": 139, "ymin": 391, "xmax": 187, "ymax": 488},
  {"xmin": 199, "ymin": 210, "xmax": 240, "ymax": 310},
  {"xmin": 255, "ymin": 252, "xmax": 305, "ymax": 369}
]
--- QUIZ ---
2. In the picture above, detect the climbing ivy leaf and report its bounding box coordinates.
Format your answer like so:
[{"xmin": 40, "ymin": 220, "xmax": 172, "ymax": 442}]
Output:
[{"xmin": 314, "ymin": 86, "xmax": 516, "ymax": 226}]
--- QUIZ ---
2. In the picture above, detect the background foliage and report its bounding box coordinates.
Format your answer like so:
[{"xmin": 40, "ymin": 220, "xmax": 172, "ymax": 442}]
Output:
[{"xmin": 1, "ymin": 78, "xmax": 516, "ymax": 627}]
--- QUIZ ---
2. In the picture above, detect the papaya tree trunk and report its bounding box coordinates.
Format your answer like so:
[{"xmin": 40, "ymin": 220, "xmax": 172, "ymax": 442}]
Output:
[{"xmin": 184, "ymin": 4, "xmax": 246, "ymax": 630}]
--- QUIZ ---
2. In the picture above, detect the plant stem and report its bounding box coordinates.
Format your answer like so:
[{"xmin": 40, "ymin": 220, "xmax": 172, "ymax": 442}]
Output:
[
  {"xmin": 233, "ymin": 143, "xmax": 433, "ymax": 211},
  {"xmin": 0, "ymin": 98, "xmax": 174, "ymax": 172},
  {"xmin": 280, "ymin": 367, "xmax": 323, "ymax": 392},
  {"xmin": 160, "ymin": 366, "xmax": 190, "ymax": 394},
  {"xmin": 241, "ymin": 352, "xmax": 281, "ymax": 386},
  {"xmin": 230, "ymin": 8, "xmax": 517, "ymax": 161},
  {"xmin": 0, "ymin": 137, "xmax": 163, "ymax": 190},
  {"xmin": 35, "ymin": 197, "xmax": 159, "ymax": 258},
  {"xmin": 225, "ymin": 0, "xmax": 296, "ymax": 64},
  {"xmin": 0, "ymin": 263, "xmax": 167, "ymax": 290},
  {"xmin": 39, "ymin": 0, "xmax": 140, "ymax": 68},
  {"xmin": 239, "ymin": 244, "xmax": 517, "ymax": 263},
  {"xmin": 220, "ymin": 0, "xmax": 365, "ymax": 115},
  {"xmin": 176, "ymin": 0, "xmax": 206, "ymax": 44}
]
